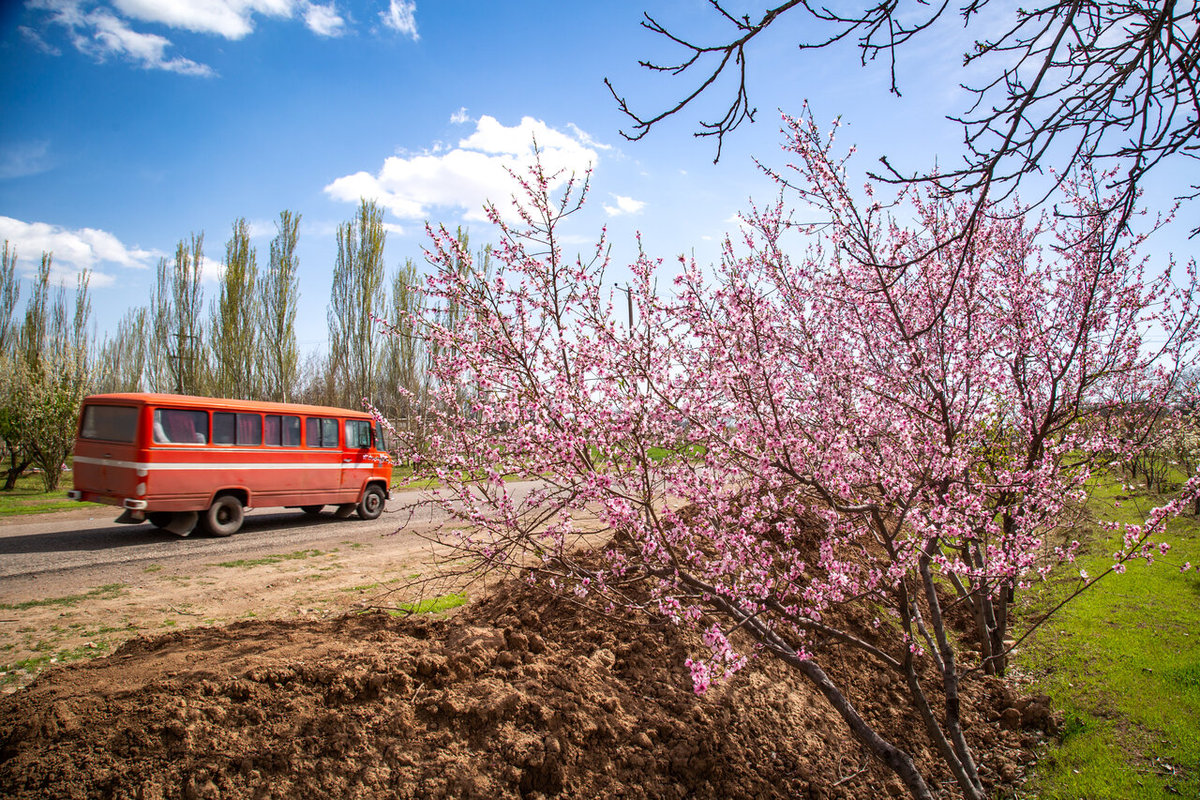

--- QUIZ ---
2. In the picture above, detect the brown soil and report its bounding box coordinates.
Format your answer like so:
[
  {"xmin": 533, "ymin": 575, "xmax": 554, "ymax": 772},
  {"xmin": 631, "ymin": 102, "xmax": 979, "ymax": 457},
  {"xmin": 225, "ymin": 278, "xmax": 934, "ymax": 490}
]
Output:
[{"xmin": 0, "ymin": 573, "xmax": 1046, "ymax": 800}]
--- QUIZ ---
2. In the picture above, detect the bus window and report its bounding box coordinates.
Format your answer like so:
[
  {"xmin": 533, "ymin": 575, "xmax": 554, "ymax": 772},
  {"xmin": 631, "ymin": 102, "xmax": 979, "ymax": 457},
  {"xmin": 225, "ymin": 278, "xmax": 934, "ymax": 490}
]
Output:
[
  {"xmin": 213, "ymin": 412, "xmax": 235, "ymax": 444},
  {"xmin": 238, "ymin": 413, "xmax": 262, "ymax": 445},
  {"xmin": 80, "ymin": 405, "xmax": 139, "ymax": 442},
  {"xmin": 264, "ymin": 414, "xmax": 280, "ymax": 445},
  {"xmin": 215, "ymin": 412, "xmax": 264, "ymax": 445},
  {"xmin": 263, "ymin": 415, "xmax": 300, "ymax": 446},
  {"xmin": 346, "ymin": 420, "xmax": 372, "ymax": 448},
  {"xmin": 153, "ymin": 409, "xmax": 208, "ymax": 444},
  {"xmin": 305, "ymin": 417, "xmax": 339, "ymax": 448},
  {"xmin": 282, "ymin": 415, "xmax": 300, "ymax": 445}
]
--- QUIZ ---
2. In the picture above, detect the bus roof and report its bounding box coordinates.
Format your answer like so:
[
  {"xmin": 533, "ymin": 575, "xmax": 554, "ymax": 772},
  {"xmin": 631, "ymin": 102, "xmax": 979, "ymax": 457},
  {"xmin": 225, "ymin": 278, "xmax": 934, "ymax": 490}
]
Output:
[{"xmin": 82, "ymin": 393, "xmax": 378, "ymax": 420}]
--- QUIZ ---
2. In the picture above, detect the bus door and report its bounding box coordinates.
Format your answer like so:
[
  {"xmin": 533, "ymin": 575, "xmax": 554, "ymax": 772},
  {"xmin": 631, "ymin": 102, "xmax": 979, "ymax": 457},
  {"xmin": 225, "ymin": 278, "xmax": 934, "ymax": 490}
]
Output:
[
  {"xmin": 75, "ymin": 403, "xmax": 142, "ymax": 499},
  {"xmin": 305, "ymin": 416, "xmax": 342, "ymax": 494},
  {"xmin": 342, "ymin": 419, "xmax": 374, "ymax": 494}
]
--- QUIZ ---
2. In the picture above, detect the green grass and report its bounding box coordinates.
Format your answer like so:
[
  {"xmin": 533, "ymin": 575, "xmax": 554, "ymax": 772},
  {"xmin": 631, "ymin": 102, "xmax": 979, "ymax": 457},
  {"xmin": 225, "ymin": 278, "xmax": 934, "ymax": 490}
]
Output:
[
  {"xmin": 0, "ymin": 471, "xmax": 100, "ymax": 516},
  {"xmin": 388, "ymin": 592, "xmax": 468, "ymax": 616},
  {"xmin": 212, "ymin": 549, "xmax": 329, "ymax": 568},
  {"xmin": 0, "ymin": 641, "xmax": 114, "ymax": 684},
  {"xmin": 0, "ymin": 583, "xmax": 126, "ymax": 611},
  {"xmin": 1016, "ymin": 476, "xmax": 1200, "ymax": 799},
  {"xmin": 392, "ymin": 466, "xmax": 439, "ymax": 490}
]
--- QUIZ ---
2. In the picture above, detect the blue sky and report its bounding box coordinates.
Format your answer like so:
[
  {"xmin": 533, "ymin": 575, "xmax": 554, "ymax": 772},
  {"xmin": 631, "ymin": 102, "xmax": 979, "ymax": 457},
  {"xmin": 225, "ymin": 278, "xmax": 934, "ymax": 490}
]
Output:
[{"xmin": 1, "ymin": 1, "xmax": 1193, "ymax": 352}]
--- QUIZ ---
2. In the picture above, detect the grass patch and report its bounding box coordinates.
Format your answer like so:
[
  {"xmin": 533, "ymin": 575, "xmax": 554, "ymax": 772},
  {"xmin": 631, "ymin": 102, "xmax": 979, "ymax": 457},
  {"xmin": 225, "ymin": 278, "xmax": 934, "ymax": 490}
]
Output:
[
  {"xmin": 1017, "ymin": 476, "xmax": 1200, "ymax": 799},
  {"xmin": 0, "ymin": 583, "xmax": 126, "ymax": 611},
  {"xmin": 212, "ymin": 549, "xmax": 328, "ymax": 568},
  {"xmin": 0, "ymin": 471, "xmax": 101, "ymax": 516},
  {"xmin": 0, "ymin": 641, "xmax": 113, "ymax": 685},
  {"xmin": 389, "ymin": 592, "xmax": 467, "ymax": 616}
]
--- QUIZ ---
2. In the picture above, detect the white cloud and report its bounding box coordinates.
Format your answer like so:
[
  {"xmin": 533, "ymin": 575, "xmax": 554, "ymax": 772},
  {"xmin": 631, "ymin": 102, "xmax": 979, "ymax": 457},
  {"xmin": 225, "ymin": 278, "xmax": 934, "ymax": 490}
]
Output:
[
  {"xmin": 450, "ymin": 107, "xmax": 471, "ymax": 125},
  {"xmin": 324, "ymin": 116, "xmax": 601, "ymax": 223},
  {"xmin": 111, "ymin": 0, "xmax": 292, "ymax": 40},
  {"xmin": 245, "ymin": 218, "xmax": 276, "ymax": 239},
  {"xmin": 29, "ymin": 0, "xmax": 355, "ymax": 75},
  {"xmin": 567, "ymin": 123, "xmax": 612, "ymax": 153},
  {"xmin": 199, "ymin": 254, "xmax": 224, "ymax": 283},
  {"xmin": 603, "ymin": 194, "xmax": 645, "ymax": 217},
  {"xmin": 19, "ymin": 25, "xmax": 61, "ymax": 55},
  {"xmin": 0, "ymin": 215, "xmax": 164, "ymax": 288},
  {"xmin": 87, "ymin": 7, "xmax": 215, "ymax": 75},
  {"xmin": 0, "ymin": 141, "xmax": 54, "ymax": 180},
  {"xmin": 380, "ymin": 0, "xmax": 418, "ymax": 40},
  {"xmin": 303, "ymin": 2, "xmax": 345, "ymax": 37},
  {"xmin": 31, "ymin": 1, "xmax": 216, "ymax": 76}
]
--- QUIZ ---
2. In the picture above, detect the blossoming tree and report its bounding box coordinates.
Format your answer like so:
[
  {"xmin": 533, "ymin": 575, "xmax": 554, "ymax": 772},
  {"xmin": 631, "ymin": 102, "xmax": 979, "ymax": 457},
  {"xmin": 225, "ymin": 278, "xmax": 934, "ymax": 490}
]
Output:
[{"xmin": 403, "ymin": 117, "xmax": 1199, "ymax": 800}]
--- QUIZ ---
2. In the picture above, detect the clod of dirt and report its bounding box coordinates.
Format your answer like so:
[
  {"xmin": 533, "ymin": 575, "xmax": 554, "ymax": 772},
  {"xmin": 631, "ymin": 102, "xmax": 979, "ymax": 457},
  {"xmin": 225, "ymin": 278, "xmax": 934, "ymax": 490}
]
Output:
[{"xmin": 0, "ymin": 577, "xmax": 1038, "ymax": 799}]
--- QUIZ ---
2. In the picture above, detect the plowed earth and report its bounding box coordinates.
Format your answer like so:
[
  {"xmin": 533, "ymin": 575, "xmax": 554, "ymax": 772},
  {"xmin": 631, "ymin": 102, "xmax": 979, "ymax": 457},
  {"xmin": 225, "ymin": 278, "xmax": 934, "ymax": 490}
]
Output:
[{"xmin": 0, "ymin": 573, "xmax": 1049, "ymax": 800}]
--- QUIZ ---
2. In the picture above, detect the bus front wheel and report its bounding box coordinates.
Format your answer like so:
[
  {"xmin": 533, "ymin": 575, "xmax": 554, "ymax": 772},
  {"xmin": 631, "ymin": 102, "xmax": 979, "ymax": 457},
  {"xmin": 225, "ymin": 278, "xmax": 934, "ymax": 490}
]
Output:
[
  {"xmin": 203, "ymin": 495, "xmax": 244, "ymax": 537},
  {"xmin": 357, "ymin": 485, "xmax": 385, "ymax": 520}
]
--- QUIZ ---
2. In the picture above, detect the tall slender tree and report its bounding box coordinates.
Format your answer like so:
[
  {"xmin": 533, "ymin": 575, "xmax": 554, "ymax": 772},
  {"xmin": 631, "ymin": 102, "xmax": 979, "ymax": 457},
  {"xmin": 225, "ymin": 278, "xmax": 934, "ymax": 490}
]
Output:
[
  {"xmin": 260, "ymin": 210, "xmax": 301, "ymax": 402},
  {"xmin": 94, "ymin": 307, "xmax": 149, "ymax": 393},
  {"xmin": 328, "ymin": 199, "xmax": 387, "ymax": 409},
  {"xmin": 18, "ymin": 254, "xmax": 52, "ymax": 371},
  {"xmin": 424, "ymin": 228, "xmax": 490, "ymax": 416},
  {"xmin": 151, "ymin": 235, "xmax": 207, "ymax": 394},
  {"xmin": 379, "ymin": 257, "xmax": 426, "ymax": 427},
  {"xmin": 210, "ymin": 218, "xmax": 258, "ymax": 399},
  {"xmin": 0, "ymin": 242, "xmax": 18, "ymax": 357}
]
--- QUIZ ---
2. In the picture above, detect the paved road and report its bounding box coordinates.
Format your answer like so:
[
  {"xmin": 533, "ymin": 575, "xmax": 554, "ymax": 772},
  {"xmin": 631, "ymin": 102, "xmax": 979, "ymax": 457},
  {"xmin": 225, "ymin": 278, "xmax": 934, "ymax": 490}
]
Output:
[{"xmin": 0, "ymin": 482, "xmax": 538, "ymax": 585}]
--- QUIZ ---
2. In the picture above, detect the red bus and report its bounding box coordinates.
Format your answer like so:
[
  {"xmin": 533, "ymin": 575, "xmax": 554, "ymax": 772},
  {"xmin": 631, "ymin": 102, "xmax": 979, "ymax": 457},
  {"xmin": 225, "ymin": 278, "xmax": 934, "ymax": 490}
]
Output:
[{"xmin": 67, "ymin": 393, "xmax": 393, "ymax": 537}]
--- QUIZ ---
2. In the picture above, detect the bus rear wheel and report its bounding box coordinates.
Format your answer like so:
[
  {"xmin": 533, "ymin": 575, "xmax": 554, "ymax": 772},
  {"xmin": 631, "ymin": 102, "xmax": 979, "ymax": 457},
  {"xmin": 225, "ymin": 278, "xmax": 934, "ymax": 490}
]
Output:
[
  {"xmin": 357, "ymin": 485, "xmax": 385, "ymax": 520},
  {"xmin": 203, "ymin": 495, "xmax": 244, "ymax": 537}
]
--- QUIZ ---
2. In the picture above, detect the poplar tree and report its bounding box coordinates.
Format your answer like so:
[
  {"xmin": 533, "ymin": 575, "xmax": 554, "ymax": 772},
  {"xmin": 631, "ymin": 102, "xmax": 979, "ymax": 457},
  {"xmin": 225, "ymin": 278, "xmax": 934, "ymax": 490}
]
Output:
[
  {"xmin": 424, "ymin": 228, "xmax": 489, "ymax": 416},
  {"xmin": 328, "ymin": 199, "xmax": 386, "ymax": 409},
  {"xmin": 151, "ymin": 235, "xmax": 206, "ymax": 394},
  {"xmin": 18, "ymin": 254, "xmax": 52, "ymax": 371},
  {"xmin": 0, "ymin": 242, "xmax": 18, "ymax": 357},
  {"xmin": 260, "ymin": 210, "xmax": 301, "ymax": 402},
  {"xmin": 210, "ymin": 218, "xmax": 258, "ymax": 399},
  {"xmin": 94, "ymin": 307, "xmax": 148, "ymax": 393},
  {"xmin": 380, "ymin": 257, "xmax": 425, "ymax": 425}
]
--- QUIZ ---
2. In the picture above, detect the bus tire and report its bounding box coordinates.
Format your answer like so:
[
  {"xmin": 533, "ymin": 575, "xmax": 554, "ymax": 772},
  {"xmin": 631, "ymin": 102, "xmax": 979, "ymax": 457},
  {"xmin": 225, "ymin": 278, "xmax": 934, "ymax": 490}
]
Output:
[
  {"xmin": 301, "ymin": 505, "xmax": 324, "ymax": 516},
  {"xmin": 357, "ymin": 484, "xmax": 385, "ymax": 520},
  {"xmin": 203, "ymin": 495, "xmax": 244, "ymax": 537}
]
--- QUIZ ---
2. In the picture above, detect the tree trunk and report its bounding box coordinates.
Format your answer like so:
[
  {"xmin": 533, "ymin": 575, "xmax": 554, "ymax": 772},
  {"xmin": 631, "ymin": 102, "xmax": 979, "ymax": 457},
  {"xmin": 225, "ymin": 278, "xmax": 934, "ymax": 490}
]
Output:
[{"xmin": 3, "ymin": 458, "xmax": 31, "ymax": 490}]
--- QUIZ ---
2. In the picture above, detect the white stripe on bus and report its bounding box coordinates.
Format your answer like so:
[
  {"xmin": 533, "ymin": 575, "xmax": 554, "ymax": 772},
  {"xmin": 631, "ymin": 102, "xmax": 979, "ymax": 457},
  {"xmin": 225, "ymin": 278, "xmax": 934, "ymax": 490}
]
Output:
[{"xmin": 73, "ymin": 456, "xmax": 378, "ymax": 471}]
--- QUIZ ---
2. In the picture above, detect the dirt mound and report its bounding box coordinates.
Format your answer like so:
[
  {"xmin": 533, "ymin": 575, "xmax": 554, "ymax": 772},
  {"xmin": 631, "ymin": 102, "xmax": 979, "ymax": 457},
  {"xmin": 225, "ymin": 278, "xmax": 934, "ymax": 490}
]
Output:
[{"xmin": 0, "ymin": 577, "xmax": 1041, "ymax": 799}]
